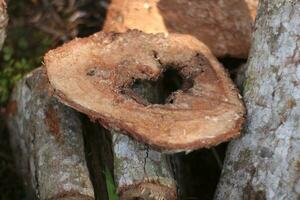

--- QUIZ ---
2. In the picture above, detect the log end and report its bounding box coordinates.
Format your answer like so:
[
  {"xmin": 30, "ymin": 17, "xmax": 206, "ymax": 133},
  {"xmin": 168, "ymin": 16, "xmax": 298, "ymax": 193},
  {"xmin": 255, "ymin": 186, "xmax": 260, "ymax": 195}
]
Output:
[
  {"xmin": 118, "ymin": 178, "xmax": 177, "ymax": 200},
  {"xmin": 44, "ymin": 30, "xmax": 245, "ymax": 152}
]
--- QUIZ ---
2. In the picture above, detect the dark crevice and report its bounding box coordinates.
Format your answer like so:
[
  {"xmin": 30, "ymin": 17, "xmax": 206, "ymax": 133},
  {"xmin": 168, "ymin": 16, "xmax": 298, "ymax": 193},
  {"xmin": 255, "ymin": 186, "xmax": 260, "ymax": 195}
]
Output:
[
  {"xmin": 81, "ymin": 115, "xmax": 114, "ymax": 200},
  {"xmin": 218, "ymin": 57, "xmax": 247, "ymax": 80},
  {"xmin": 143, "ymin": 145, "xmax": 149, "ymax": 176},
  {"xmin": 174, "ymin": 143, "xmax": 228, "ymax": 200}
]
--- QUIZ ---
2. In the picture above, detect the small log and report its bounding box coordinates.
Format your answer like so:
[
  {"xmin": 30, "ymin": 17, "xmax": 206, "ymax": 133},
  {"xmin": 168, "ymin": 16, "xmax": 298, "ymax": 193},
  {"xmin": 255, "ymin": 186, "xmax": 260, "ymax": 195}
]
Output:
[
  {"xmin": 103, "ymin": 0, "xmax": 258, "ymax": 58},
  {"xmin": 82, "ymin": 80, "xmax": 177, "ymax": 199},
  {"xmin": 7, "ymin": 68, "xmax": 95, "ymax": 200},
  {"xmin": 112, "ymin": 76, "xmax": 176, "ymax": 199},
  {"xmin": 215, "ymin": 0, "xmax": 300, "ymax": 199},
  {"xmin": 112, "ymin": 133, "xmax": 176, "ymax": 200}
]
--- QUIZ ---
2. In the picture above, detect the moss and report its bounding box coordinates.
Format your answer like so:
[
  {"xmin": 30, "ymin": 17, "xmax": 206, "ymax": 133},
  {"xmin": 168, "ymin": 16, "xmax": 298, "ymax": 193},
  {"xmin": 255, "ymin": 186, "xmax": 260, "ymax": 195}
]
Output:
[
  {"xmin": 0, "ymin": 28, "xmax": 53, "ymax": 105},
  {"xmin": 243, "ymin": 70, "xmax": 255, "ymax": 95}
]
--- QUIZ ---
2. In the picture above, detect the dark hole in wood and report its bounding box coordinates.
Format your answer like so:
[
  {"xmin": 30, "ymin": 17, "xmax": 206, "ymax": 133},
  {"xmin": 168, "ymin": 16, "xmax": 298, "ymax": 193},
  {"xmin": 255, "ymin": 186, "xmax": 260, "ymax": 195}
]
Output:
[
  {"xmin": 86, "ymin": 68, "xmax": 96, "ymax": 76},
  {"xmin": 173, "ymin": 143, "xmax": 228, "ymax": 200},
  {"xmin": 129, "ymin": 68, "xmax": 193, "ymax": 105}
]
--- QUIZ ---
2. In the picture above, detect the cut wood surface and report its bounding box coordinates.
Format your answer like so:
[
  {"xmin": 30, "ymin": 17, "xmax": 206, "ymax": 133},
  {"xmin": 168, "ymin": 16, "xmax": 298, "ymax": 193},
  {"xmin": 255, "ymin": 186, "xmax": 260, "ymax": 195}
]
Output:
[
  {"xmin": 6, "ymin": 68, "xmax": 94, "ymax": 200},
  {"xmin": 44, "ymin": 30, "xmax": 245, "ymax": 152},
  {"xmin": 215, "ymin": 1, "xmax": 300, "ymax": 199},
  {"xmin": 104, "ymin": 0, "xmax": 258, "ymax": 58}
]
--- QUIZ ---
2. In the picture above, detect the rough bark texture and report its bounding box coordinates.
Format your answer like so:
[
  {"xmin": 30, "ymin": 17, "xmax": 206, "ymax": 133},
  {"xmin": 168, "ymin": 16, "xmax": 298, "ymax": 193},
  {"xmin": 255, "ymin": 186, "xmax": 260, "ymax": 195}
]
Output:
[
  {"xmin": 113, "ymin": 133, "xmax": 176, "ymax": 200},
  {"xmin": 104, "ymin": 0, "xmax": 258, "ymax": 58},
  {"xmin": 0, "ymin": 0, "xmax": 7, "ymax": 49},
  {"xmin": 111, "ymin": 80, "xmax": 176, "ymax": 199},
  {"xmin": 215, "ymin": 1, "xmax": 300, "ymax": 200},
  {"xmin": 6, "ymin": 68, "xmax": 94, "ymax": 200}
]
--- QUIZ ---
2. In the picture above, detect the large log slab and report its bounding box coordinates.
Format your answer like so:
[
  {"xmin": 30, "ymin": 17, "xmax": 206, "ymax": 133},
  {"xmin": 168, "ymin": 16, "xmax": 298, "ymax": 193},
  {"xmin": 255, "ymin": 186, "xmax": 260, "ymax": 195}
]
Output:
[
  {"xmin": 215, "ymin": 1, "xmax": 300, "ymax": 199},
  {"xmin": 7, "ymin": 68, "xmax": 95, "ymax": 200}
]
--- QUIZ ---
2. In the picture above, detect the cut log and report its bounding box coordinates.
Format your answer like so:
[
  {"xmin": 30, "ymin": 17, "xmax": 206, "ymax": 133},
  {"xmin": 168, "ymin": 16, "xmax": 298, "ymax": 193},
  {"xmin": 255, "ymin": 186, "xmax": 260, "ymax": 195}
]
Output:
[
  {"xmin": 44, "ymin": 30, "xmax": 245, "ymax": 152},
  {"xmin": 103, "ymin": 0, "xmax": 258, "ymax": 58},
  {"xmin": 112, "ymin": 133, "xmax": 176, "ymax": 199},
  {"xmin": 112, "ymin": 80, "xmax": 176, "ymax": 199},
  {"xmin": 81, "ymin": 74, "xmax": 177, "ymax": 199},
  {"xmin": 6, "ymin": 68, "xmax": 95, "ymax": 200},
  {"xmin": 215, "ymin": 1, "xmax": 300, "ymax": 199}
]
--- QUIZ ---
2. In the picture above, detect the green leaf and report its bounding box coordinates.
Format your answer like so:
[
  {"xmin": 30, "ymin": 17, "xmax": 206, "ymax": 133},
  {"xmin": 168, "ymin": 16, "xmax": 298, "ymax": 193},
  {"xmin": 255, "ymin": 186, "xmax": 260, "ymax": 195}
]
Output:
[{"xmin": 104, "ymin": 167, "xmax": 119, "ymax": 200}]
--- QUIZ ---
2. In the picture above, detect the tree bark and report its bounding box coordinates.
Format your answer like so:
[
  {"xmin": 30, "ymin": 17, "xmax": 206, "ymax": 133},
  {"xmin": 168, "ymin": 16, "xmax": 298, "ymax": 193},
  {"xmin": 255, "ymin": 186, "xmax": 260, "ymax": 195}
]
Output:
[
  {"xmin": 215, "ymin": 1, "xmax": 300, "ymax": 199},
  {"xmin": 112, "ymin": 133, "xmax": 176, "ymax": 200},
  {"xmin": 7, "ymin": 68, "xmax": 95, "ymax": 200},
  {"xmin": 108, "ymin": 83, "xmax": 177, "ymax": 199}
]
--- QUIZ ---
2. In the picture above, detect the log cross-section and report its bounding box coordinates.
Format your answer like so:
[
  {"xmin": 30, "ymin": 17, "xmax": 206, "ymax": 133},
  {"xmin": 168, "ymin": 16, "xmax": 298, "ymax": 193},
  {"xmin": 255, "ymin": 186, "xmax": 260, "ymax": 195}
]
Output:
[{"xmin": 44, "ymin": 30, "xmax": 245, "ymax": 152}]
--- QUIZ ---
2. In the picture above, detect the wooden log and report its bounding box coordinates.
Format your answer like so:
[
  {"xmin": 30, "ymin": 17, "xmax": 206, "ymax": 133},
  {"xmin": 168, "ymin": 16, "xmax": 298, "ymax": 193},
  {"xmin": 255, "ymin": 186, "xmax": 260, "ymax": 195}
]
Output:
[
  {"xmin": 111, "ymin": 76, "xmax": 176, "ymax": 199},
  {"xmin": 6, "ymin": 68, "xmax": 95, "ymax": 200},
  {"xmin": 215, "ymin": 1, "xmax": 300, "ymax": 199},
  {"xmin": 45, "ymin": 30, "xmax": 245, "ymax": 152},
  {"xmin": 103, "ymin": 0, "xmax": 258, "ymax": 58},
  {"xmin": 76, "ymin": 67, "xmax": 176, "ymax": 199},
  {"xmin": 112, "ymin": 133, "xmax": 176, "ymax": 200}
]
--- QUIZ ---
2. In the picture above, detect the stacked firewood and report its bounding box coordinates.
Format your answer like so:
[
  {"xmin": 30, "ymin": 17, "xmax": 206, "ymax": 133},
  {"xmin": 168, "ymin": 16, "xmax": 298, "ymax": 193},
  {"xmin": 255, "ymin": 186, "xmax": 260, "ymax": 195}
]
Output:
[{"xmin": 7, "ymin": 1, "xmax": 263, "ymax": 200}]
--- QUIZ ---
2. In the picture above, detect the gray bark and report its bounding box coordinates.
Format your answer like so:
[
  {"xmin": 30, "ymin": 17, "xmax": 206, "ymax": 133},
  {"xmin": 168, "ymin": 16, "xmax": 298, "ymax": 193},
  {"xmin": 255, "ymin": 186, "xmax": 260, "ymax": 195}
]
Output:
[
  {"xmin": 215, "ymin": 1, "xmax": 300, "ymax": 200},
  {"xmin": 7, "ymin": 68, "xmax": 94, "ymax": 200},
  {"xmin": 112, "ymin": 133, "xmax": 176, "ymax": 200},
  {"xmin": 110, "ymin": 83, "xmax": 177, "ymax": 199}
]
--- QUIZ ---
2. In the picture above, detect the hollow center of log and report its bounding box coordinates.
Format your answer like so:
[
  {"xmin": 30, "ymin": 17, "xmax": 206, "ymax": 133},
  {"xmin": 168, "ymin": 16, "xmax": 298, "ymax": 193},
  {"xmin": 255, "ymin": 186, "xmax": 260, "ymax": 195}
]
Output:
[{"xmin": 129, "ymin": 67, "xmax": 193, "ymax": 105}]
